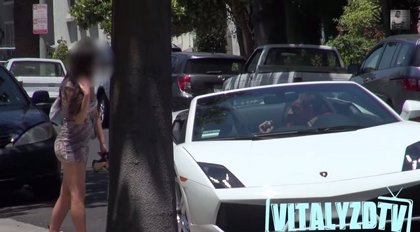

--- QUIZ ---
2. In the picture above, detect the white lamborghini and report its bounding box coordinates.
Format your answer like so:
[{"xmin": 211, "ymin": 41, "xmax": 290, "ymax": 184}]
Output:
[{"xmin": 172, "ymin": 82, "xmax": 420, "ymax": 232}]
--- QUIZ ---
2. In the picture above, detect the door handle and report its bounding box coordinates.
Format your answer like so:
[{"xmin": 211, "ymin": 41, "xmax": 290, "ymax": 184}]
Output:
[{"xmin": 363, "ymin": 76, "xmax": 375, "ymax": 83}]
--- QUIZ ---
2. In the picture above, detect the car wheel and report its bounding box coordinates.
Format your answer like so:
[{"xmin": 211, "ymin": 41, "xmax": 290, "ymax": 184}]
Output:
[
  {"xmin": 176, "ymin": 183, "xmax": 190, "ymax": 232},
  {"xmin": 98, "ymin": 93, "xmax": 110, "ymax": 128},
  {"xmin": 32, "ymin": 175, "xmax": 61, "ymax": 200}
]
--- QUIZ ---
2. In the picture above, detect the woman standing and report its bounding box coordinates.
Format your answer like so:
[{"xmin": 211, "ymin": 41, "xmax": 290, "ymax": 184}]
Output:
[{"xmin": 49, "ymin": 40, "xmax": 108, "ymax": 232}]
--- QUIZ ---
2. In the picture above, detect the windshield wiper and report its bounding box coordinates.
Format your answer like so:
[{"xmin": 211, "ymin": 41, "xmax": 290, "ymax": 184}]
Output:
[
  {"xmin": 203, "ymin": 135, "xmax": 260, "ymax": 141},
  {"xmin": 255, "ymin": 125, "xmax": 365, "ymax": 139},
  {"xmin": 316, "ymin": 125, "xmax": 365, "ymax": 132},
  {"xmin": 255, "ymin": 129, "xmax": 320, "ymax": 138}
]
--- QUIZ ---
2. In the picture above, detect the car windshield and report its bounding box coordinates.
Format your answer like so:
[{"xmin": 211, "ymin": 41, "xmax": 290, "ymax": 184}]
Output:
[
  {"xmin": 192, "ymin": 83, "xmax": 398, "ymax": 141},
  {"xmin": 10, "ymin": 61, "xmax": 65, "ymax": 77},
  {"xmin": 185, "ymin": 58, "xmax": 244, "ymax": 75},
  {"xmin": 0, "ymin": 68, "xmax": 27, "ymax": 106},
  {"xmin": 265, "ymin": 48, "xmax": 341, "ymax": 68}
]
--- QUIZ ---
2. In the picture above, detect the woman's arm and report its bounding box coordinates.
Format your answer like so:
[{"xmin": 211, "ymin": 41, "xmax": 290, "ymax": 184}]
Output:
[
  {"xmin": 73, "ymin": 94, "xmax": 91, "ymax": 124},
  {"xmin": 73, "ymin": 78, "xmax": 92, "ymax": 124},
  {"xmin": 95, "ymin": 113, "xmax": 108, "ymax": 153}
]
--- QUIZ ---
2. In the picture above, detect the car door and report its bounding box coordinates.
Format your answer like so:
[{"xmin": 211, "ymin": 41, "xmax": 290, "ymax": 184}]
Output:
[
  {"xmin": 385, "ymin": 42, "xmax": 417, "ymax": 112},
  {"xmin": 354, "ymin": 44, "xmax": 385, "ymax": 96},
  {"xmin": 363, "ymin": 41, "xmax": 400, "ymax": 104}
]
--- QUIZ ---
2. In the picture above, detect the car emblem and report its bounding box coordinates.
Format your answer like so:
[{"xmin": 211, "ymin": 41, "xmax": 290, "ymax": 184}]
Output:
[{"xmin": 320, "ymin": 171, "xmax": 328, "ymax": 177}]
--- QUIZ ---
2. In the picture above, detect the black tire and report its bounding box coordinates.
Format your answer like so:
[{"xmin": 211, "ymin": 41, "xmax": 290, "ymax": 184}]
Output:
[
  {"xmin": 32, "ymin": 175, "xmax": 61, "ymax": 200},
  {"xmin": 98, "ymin": 92, "xmax": 110, "ymax": 128}
]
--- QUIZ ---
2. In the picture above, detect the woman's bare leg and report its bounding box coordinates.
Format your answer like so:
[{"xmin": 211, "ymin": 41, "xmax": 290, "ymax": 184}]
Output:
[
  {"xmin": 64, "ymin": 162, "xmax": 87, "ymax": 232},
  {"xmin": 49, "ymin": 165, "xmax": 71, "ymax": 232}
]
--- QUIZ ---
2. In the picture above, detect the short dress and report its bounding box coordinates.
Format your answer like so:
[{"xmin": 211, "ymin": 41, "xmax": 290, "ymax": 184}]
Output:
[{"xmin": 54, "ymin": 79, "xmax": 97, "ymax": 164}]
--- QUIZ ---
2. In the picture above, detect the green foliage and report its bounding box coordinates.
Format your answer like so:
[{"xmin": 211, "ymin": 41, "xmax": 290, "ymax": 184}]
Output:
[
  {"xmin": 327, "ymin": 0, "xmax": 384, "ymax": 65},
  {"xmin": 52, "ymin": 40, "xmax": 69, "ymax": 64},
  {"xmin": 177, "ymin": 0, "xmax": 227, "ymax": 52},
  {"xmin": 172, "ymin": 0, "xmax": 193, "ymax": 36},
  {"xmin": 327, "ymin": 34, "xmax": 378, "ymax": 65},
  {"xmin": 195, "ymin": 28, "xmax": 227, "ymax": 53},
  {"xmin": 70, "ymin": 0, "xmax": 112, "ymax": 36}
]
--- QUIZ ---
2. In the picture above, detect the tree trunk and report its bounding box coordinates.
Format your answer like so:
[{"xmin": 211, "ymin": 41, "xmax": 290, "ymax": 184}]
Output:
[
  {"xmin": 228, "ymin": 0, "xmax": 254, "ymax": 57},
  {"xmin": 107, "ymin": 0, "xmax": 176, "ymax": 232},
  {"xmin": 251, "ymin": 0, "xmax": 287, "ymax": 46},
  {"xmin": 14, "ymin": 0, "xmax": 39, "ymax": 57},
  {"xmin": 380, "ymin": 0, "xmax": 391, "ymax": 36}
]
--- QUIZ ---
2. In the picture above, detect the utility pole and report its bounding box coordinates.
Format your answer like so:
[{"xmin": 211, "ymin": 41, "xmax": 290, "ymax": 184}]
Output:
[
  {"xmin": 38, "ymin": 0, "xmax": 46, "ymax": 58},
  {"xmin": 107, "ymin": 0, "xmax": 176, "ymax": 232}
]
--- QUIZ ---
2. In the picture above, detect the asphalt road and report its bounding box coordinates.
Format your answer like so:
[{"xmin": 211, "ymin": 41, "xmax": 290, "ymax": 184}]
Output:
[{"xmin": 0, "ymin": 130, "xmax": 110, "ymax": 232}]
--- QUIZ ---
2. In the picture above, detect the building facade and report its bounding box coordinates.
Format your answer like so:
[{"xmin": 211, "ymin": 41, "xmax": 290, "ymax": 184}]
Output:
[{"xmin": 0, "ymin": 0, "xmax": 107, "ymax": 60}]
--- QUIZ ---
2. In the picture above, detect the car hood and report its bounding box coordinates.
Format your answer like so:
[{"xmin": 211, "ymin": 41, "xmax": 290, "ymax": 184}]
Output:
[
  {"xmin": 0, "ymin": 105, "xmax": 47, "ymax": 139},
  {"xmin": 182, "ymin": 121, "xmax": 420, "ymax": 187}
]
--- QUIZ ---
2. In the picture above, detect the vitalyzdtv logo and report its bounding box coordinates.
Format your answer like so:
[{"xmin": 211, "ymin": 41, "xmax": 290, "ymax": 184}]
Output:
[{"xmin": 264, "ymin": 189, "xmax": 413, "ymax": 232}]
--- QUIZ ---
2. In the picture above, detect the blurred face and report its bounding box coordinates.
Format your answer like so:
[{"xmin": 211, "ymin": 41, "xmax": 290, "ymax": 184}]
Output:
[
  {"xmin": 286, "ymin": 94, "xmax": 317, "ymax": 126},
  {"xmin": 395, "ymin": 11, "xmax": 401, "ymax": 18}
]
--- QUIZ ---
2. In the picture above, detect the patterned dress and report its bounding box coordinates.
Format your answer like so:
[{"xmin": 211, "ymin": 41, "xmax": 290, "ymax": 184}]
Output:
[{"xmin": 54, "ymin": 78, "xmax": 97, "ymax": 164}]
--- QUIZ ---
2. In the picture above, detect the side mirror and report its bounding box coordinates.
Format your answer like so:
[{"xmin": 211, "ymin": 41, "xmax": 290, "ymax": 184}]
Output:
[
  {"xmin": 347, "ymin": 64, "xmax": 360, "ymax": 75},
  {"xmin": 400, "ymin": 100, "xmax": 420, "ymax": 121},
  {"xmin": 32, "ymin": 90, "xmax": 50, "ymax": 104}
]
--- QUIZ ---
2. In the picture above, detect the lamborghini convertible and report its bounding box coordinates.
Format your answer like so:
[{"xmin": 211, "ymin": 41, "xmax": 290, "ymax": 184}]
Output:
[{"xmin": 172, "ymin": 81, "xmax": 420, "ymax": 232}]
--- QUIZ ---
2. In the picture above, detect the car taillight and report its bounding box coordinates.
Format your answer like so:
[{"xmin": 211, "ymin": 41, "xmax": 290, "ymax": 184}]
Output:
[
  {"xmin": 178, "ymin": 75, "xmax": 192, "ymax": 93},
  {"xmin": 401, "ymin": 78, "xmax": 420, "ymax": 91}
]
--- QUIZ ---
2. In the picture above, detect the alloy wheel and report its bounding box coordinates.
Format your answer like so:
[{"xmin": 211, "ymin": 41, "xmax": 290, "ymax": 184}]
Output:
[{"xmin": 176, "ymin": 183, "xmax": 190, "ymax": 232}]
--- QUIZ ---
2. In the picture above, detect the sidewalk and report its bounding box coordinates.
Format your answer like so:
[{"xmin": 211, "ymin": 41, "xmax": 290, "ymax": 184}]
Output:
[{"xmin": 0, "ymin": 219, "xmax": 46, "ymax": 232}]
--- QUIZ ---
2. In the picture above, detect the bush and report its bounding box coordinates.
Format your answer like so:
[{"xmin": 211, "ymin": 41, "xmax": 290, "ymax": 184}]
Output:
[
  {"xmin": 52, "ymin": 40, "xmax": 69, "ymax": 64},
  {"xmin": 327, "ymin": 0, "xmax": 384, "ymax": 65}
]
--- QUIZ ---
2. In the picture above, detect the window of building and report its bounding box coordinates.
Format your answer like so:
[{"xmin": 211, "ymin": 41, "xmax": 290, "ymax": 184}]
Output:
[{"xmin": 3, "ymin": 21, "xmax": 15, "ymax": 47}]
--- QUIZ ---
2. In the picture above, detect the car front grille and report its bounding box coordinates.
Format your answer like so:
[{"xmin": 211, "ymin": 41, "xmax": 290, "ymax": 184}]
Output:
[
  {"xmin": 216, "ymin": 187, "xmax": 420, "ymax": 232},
  {"xmin": 216, "ymin": 203, "xmax": 269, "ymax": 232},
  {"xmin": 0, "ymin": 135, "xmax": 11, "ymax": 148}
]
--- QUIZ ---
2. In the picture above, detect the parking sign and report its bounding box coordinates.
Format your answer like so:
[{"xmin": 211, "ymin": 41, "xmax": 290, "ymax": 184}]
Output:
[{"xmin": 33, "ymin": 4, "xmax": 48, "ymax": 34}]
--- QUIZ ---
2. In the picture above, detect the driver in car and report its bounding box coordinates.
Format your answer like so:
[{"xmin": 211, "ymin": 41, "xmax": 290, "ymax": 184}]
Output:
[{"xmin": 258, "ymin": 93, "xmax": 331, "ymax": 133}]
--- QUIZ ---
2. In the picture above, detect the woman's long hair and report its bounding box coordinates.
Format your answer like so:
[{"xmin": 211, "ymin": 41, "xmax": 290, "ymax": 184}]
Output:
[{"xmin": 66, "ymin": 39, "xmax": 97, "ymax": 116}]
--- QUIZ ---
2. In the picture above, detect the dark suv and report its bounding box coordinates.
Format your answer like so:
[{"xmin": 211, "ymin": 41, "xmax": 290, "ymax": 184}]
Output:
[
  {"xmin": 350, "ymin": 34, "xmax": 420, "ymax": 113},
  {"xmin": 171, "ymin": 52, "xmax": 245, "ymax": 111}
]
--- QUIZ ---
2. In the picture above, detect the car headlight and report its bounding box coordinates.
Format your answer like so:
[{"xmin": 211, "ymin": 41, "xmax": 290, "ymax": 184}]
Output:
[
  {"xmin": 403, "ymin": 141, "xmax": 420, "ymax": 171},
  {"xmin": 198, "ymin": 162, "xmax": 244, "ymax": 189},
  {"xmin": 13, "ymin": 122, "xmax": 54, "ymax": 146}
]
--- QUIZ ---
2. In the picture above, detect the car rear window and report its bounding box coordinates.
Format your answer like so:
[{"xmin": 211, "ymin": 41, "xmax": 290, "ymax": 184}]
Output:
[
  {"xmin": 264, "ymin": 47, "xmax": 341, "ymax": 68},
  {"xmin": 184, "ymin": 58, "xmax": 244, "ymax": 75},
  {"xmin": 10, "ymin": 61, "xmax": 65, "ymax": 77}
]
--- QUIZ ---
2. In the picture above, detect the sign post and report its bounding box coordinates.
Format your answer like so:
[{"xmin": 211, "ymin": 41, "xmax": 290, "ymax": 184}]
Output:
[
  {"xmin": 33, "ymin": 4, "xmax": 48, "ymax": 35},
  {"xmin": 33, "ymin": 3, "xmax": 48, "ymax": 58}
]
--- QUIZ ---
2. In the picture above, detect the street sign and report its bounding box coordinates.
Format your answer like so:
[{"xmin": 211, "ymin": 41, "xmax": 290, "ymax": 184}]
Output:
[{"xmin": 33, "ymin": 4, "xmax": 48, "ymax": 34}]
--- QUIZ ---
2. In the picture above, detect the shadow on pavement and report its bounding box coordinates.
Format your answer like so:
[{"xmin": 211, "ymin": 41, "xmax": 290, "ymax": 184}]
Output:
[{"xmin": 0, "ymin": 169, "xmax": 108, "ymax": 217}]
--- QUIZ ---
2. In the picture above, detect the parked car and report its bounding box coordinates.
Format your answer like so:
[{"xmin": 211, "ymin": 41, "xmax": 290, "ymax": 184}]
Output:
[
  {"xmin": 0, "ymin": 66, "xmax": 60, "ymax": 198},
  {"xmin": 172, "ymin": 81, "xmax": 420, "ymax": 232},
  {"xmin": 223, "ymin": 44, "xmax": 352, "ymax": 90},
  {"xmin": 349, "ymin": 34, "xmax": 420, "ymax": 113},
  {"xmin": 5, "ymin": 58, "xmax": 67, "ymax": 100},
  {"xmin": 172, "ymin": 52, "xmax": 245, "ymax": 110}
]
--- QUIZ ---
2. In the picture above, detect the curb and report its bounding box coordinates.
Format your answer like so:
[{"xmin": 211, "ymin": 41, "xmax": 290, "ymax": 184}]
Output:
[{"xmin": 0, "ymin": 219, "xmax": 46, "ymax": 232}]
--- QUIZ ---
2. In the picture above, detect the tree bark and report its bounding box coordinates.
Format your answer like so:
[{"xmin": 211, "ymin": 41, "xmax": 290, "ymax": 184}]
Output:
[
  {"xmin": 227, "ymin": 0, "xmax": 254, "ymax": 57},
  {"xmin": 107, "ymin": 0, "xmax": 176, "ymax": 232},
  {"xmin": 251, "ymin": 0, "xmax": 287, "ymax": 46}
]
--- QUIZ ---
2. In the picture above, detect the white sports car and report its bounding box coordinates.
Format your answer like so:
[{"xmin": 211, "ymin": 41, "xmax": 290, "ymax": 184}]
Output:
[{"xmin": 172, "ymin": 81, "xmax": 420, "ymax": 232}]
